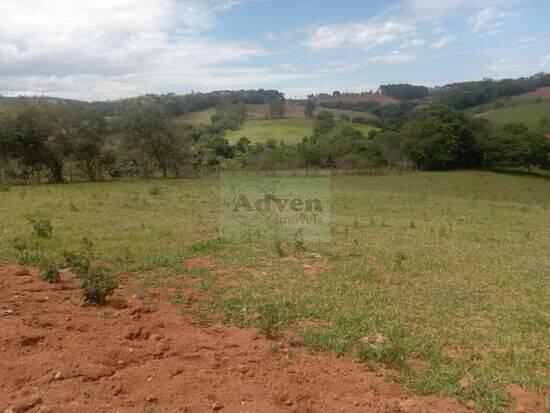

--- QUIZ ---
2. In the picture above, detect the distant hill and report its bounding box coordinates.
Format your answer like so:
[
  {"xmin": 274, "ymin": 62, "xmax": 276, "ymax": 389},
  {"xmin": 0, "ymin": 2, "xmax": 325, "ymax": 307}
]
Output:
[{"xmin": 0, "ymin": 95, "xmax": 81, "ymax": 107}]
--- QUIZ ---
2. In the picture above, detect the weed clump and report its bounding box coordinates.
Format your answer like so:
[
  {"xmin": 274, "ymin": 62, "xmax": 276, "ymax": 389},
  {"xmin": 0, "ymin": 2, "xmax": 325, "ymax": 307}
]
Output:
[
  {"xmin": 30, "ymin": 218, "xmax": 53, "ymax": 239},
  {"xmin": 80, "ymin": 265, "xmax": 118, "ymax": 305},
  {"xmin": 64, "ymin": 238, "xmax": 118, "ymax": 305},
  {"xmin": 149, "ymin": 186, "xmax": 162, "ymax": 196},
  {"xmin": 39, "ymin": 259, "xmax": 61, "ymax": 283},
  {"xmin": 274, "ymin": 239, "xmax": 285, "ymax": 257}
]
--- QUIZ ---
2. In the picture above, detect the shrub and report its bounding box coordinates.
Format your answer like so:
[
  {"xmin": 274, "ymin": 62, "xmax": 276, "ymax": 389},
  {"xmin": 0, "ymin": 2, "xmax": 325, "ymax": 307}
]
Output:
[
  {"xmin": 80, "ymin": 265, "xmax": 118, "ymax": 305},
  {"xmin": 0, "ymin": 183, "xmax": 10, "ymax": 192},
  {"xmin": 63, "ymin": 238, "xmax": 94, "ymax": 276},
  {"xmin": 11, "ymin": 237, "xmax": 29, "ymax": 264},
  {"xmin": 30, "ymin": 218, "xmax": 53, "ymax": 239},
  {"xmin": 149, "ymin": 186, "xmax": 162, "ymax": 196},
  {"xmin": 39, "ymin": 259, "xmax": 61, "ymax": 283}
]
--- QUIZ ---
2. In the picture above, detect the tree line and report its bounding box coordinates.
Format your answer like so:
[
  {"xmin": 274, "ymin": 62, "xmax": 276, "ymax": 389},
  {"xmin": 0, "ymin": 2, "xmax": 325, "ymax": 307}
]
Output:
[{"xmin": 0, "ymin": 89, "xmax": 548, "ymax": 185}]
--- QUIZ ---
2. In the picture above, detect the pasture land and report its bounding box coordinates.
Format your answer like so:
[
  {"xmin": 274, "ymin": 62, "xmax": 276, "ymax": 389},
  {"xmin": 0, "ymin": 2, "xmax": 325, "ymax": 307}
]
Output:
[
  {"xmin": 476, "ymin": 100, "xmax": 550, "ymax": 130},
  {"xmin": 225, "ymin": 119, "xmax": 379, "ymax": 144},
  {"xmin": 0, "ymin": 171, "xmax": 548, "ymax": 411},
  {"xmin": 173, "ymin": 107, "xmax": 216, "ymax": 125}
]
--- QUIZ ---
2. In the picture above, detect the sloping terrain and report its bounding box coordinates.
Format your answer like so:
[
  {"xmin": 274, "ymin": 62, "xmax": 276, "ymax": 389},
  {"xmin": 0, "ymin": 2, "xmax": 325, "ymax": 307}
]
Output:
[
  {"xmin": 515, "ymin": 86, "xmax": 550, "ymax": 100},
  {"xmin": 476, "ymin": 100, "xmax": 550, "ymax": 129}
]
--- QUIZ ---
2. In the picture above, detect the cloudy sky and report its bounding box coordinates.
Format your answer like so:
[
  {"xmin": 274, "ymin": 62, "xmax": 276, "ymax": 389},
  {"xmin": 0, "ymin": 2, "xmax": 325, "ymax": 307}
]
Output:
[{"xmin": 0, "ymin": 0, "xmax": 548, "ymax": 100}]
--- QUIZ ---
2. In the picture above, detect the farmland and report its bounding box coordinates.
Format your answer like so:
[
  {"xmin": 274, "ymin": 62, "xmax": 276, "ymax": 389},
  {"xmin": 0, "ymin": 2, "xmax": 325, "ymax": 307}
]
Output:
[{"xmin": 1, "ymin": 170, "xmax": 548, "ymax": 412}]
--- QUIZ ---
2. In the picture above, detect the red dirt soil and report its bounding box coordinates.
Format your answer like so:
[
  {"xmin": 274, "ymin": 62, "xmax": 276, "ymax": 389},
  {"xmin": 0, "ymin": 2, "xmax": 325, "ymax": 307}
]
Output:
[
  {"xmin": 0, "ymin": 261, "xmax": 542, "ymax": 412},
  {"xmin": 318, "ymin": 94, "xmax": 399, "ymax": 106},
  {"xmin": 515, "ymin": 86, "xmax": 550, "ymax": 100}
]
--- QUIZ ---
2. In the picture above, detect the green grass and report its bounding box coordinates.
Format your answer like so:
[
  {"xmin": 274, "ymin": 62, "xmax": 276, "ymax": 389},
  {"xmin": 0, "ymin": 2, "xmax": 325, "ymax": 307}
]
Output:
[
  {"xmin": 0, "ymin": 171, "xmax": 548, "ymax": 412},
  {"xmin": 225, "ymin": 119, "xmax": 379, "ymax": 144},
  {"xmin": 172, "ymin": 108, "xmax": 215, "ymax": 125},
  {"xmin": 225, "ymin": 119, "xmax": 314, "ymax": 144},
  {"xmin": 476, "ymin": 100, "xmax": 550, "ymax": 130}
]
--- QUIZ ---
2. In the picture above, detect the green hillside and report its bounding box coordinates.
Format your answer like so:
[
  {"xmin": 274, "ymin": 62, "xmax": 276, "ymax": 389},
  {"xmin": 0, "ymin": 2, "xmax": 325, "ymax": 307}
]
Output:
[{"xmin": 476, "ymin": 100, "xmax": 550, "ymax": 130}]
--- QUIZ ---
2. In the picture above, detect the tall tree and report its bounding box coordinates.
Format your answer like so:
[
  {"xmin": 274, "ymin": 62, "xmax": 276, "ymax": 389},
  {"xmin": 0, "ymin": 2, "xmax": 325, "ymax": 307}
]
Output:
[{"xmin": 123, "ymin": 104, "xmax": 174, "ymax": 178}]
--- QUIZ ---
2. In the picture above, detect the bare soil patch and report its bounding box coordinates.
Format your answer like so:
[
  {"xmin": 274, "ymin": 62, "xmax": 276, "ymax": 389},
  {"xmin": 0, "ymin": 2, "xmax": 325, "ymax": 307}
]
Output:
[
  {"xmin": 318, "ymin": 94, "xmax": 399, "ymax": 106},
  {"xmin": 0, "ymin": 260, "xmax": 505, "ymax": 412},
  {"xmin": 515, "ymin": 86, "xmax": 550, "ymax": 100}
]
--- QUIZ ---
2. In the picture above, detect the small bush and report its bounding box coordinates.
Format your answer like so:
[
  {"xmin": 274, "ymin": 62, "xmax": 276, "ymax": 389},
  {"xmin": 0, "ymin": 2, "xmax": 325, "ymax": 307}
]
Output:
[
  {"xmin": 274, "ymin": 239, "xmax": 285, "ymax": 257},
  {"xmin": 0, "ymin": 183, "xmax": 10, "ymax": 192},
  {"xmin": 39, "ymin": 260, "xmax": 61, "ymax": 283},
  {"xmin": 30, "ymin": 218, "xmax": 53, "ymax": 239},
  {"xmin": 80, "ymin": 265, "xmax": 118, "ymax": 305},
  {"xmin": 63, "ymin": 238, "xmax": 94, "ymax": 276},
  {"xmin": 149, "ymin": 186, "xmax": 162, "ymax": 196}
]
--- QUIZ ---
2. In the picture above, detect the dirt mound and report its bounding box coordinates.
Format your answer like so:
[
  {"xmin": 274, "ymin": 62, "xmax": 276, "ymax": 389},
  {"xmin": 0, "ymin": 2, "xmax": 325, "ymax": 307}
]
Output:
[
  {"xmin": 1, "ymin": 261, "xmax": 477, "ymax": 412},
  {"xmin": 515, "ymin": 86, "xmax": 550, "ymax": 100}
]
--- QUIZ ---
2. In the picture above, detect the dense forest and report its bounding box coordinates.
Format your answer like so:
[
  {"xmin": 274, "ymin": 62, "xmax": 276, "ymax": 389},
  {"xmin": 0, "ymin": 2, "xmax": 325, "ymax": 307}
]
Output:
[{"xmin": 0, "ymin": 75, "xmax": 549, "ymax": 184}]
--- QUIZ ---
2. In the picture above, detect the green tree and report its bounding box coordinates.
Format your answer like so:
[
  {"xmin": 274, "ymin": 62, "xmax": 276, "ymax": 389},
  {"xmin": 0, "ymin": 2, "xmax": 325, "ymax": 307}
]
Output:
[
  {"xmin": 482, "ymin": 123, "xmax": 549, "ymax": 172},
  {"xmin": 123, "ymin": 104, "xmax": 174, "ymax": 178},
  {"xmin": 304, "ymin": 100, "xmax": 316, "ymax": 118},
  {"xmin": 313, "ymin": 111, "xmax": 335, "ymax": 135},
  {"xmin": 268, "ymin": 97, "xmax": 286, "ymax": 119}
]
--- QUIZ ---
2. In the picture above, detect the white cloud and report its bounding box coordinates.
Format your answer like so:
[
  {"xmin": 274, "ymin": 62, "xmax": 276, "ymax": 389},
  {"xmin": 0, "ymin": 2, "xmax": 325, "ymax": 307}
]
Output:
[
  {"xmin": 485, "ymin": 58, "xmax": 522, "ymax": 72},
  {"xmin": 431, "ymin": 35, "xmax": 457, "ymax": 49},
  {"xmin": 400, "ymin": 38, "xmax": 426, "ymax": 49},
  {"xmin": 366, "ymin": 50, "xmax": 416, "ymax": 65},
  {"xmin": 0, "ymin": 0, "xmax": 269, "ymax": 99},
  {"xmin": 468, "ymin": 6, "xmax": 511, "ymax": 34},
  {"xmin": 306, "ymin": 21, "xmax": 415, "ymax": 51},
  {"xmin": 541, "ymin": 54, "xmax": 550, "ymax": 68}
]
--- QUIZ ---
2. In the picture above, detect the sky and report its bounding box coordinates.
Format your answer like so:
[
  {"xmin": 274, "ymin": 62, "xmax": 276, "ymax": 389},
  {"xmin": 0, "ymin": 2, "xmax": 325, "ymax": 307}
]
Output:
[{"xmin": 0, "ymin": 0, "xmax": 548, "ymax": 101}]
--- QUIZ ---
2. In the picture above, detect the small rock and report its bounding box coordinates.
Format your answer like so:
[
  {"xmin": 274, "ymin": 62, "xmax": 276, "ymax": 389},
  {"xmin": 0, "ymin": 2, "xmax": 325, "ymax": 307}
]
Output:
[
  {"xmin": 212, "ymin": 401, "xmax": 224, "ymax": 411},
  {"xmin": 54, "ymin": 371, "xmax": 62, "ymax": 380},
  {"xmin": 0, "ymin": 309, "xmax": 14, "ymax": 316},
  {"xmin": 361, "ymin": 332, "xmax": 388, "ymax": 348},
  {"xmin": 237, "ymin": 364, "xmax": 249, "ymax": 374},
  {"xmin": 458, "ymin": 378, "xmax": 471, "ymax": 389},
  {"xmin": 284, "ymin": 399, "xmax": 294, "ymax": 406},
  {"xmin": 146, "ymin": 394, "xmax": 158, "ymax": 403}
]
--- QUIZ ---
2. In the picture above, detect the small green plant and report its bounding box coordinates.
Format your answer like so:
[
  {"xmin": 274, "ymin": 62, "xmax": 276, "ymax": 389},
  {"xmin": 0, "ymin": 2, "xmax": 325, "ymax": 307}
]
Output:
[
  {"xmin": 274, "ymin": 239, "xmax": 285, "ymax": 257},
  {"xmin": 39, "ymin": 259, "xmax": 61, "ymax": 283},
  {"xmin": 395, "ymin": 251, "xmax": 407, "ymax": 267},
  {"xmin": 63, "ymin": 238, "xmax": 94, "ymax": 276},
  {"xmin": 11, "ymin": 237, "xmax": 30, "ymax": 265},
  {"xmin": 0, "ymin": 183, "xmax": 10, "ymax": 192},
  {"xmin": 80, "ymin": 265, "xmax": 118, "ymax": 305},
  {"xmin": 149, "ymin": 186, "xmax": 162, "ymax": 196},
  {"xmin": 293, "ymin": 231, "xmax": 306, "ymax": 253},
  {"xmin": 30, "ymin": 218, "xmax": 53, "ymax": 238}
]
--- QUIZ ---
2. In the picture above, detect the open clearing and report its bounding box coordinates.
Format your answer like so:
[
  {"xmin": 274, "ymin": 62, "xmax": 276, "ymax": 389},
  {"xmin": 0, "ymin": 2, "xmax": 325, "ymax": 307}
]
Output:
[
  {"xmin": 225, "ymin": 119, "xmax": 378, "ymax": 144},
  {"xmin": 476, "ymin": 100, "xmax": 550, "ymax": 129},
  {"xmin": 0, "ymin": 171, "xmax": 548, "ymax": 412}
]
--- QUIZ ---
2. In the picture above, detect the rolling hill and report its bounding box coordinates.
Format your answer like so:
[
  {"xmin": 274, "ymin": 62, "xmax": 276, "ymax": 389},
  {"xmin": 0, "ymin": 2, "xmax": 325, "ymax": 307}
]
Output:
[{"xmin": 475, "ymin": 99, "xmax": 550, "ymax": 130}]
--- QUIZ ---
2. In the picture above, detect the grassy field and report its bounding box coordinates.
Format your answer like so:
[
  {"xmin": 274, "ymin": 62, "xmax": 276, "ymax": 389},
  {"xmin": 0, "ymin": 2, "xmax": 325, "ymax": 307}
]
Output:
[
  {"xmin": 225, "ymin": 119, "xmax": 378, "ymax": 144},
  {"xmin": 0, "ymin": 171, "xmax": 548, "ymax": 412},
  {"xmin": 172, "ymin": 107, "xmax": 216, "ymax": 125},
  {"xmin": 476, "ymin": 100, "xmax": 550, "ymax": 130}
]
